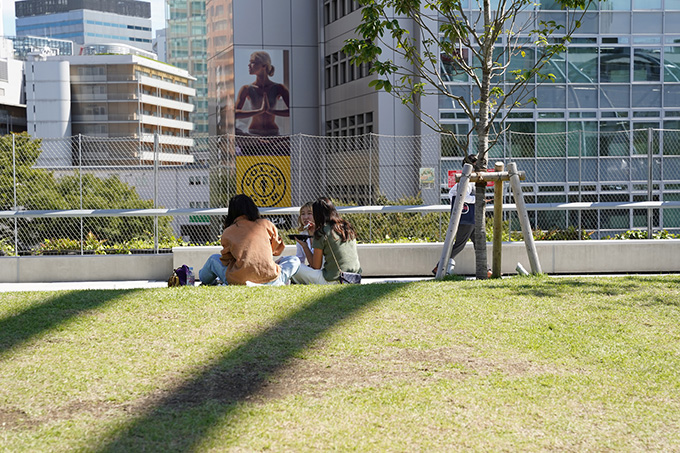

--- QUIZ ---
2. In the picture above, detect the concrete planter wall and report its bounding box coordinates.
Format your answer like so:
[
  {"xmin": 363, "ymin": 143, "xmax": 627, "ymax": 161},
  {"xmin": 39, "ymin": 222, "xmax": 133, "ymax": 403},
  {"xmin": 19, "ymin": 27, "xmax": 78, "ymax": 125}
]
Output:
[
  {"xmin": 172, "ymin": 240, "xmax": 680, "ymax": 278},
  {"xmin": 1, "ymin": 240, "xmax": 678, "ymax": 283},
  {"xmin": 0, "ymin": 254, "xmax": 173, "ymax": 283}
]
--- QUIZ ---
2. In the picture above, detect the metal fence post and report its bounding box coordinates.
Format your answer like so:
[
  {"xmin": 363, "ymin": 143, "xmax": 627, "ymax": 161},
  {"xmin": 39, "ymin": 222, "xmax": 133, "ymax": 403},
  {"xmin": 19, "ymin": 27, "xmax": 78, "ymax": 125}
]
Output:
[
  {"xmin": 79, "ymin": 134, "xmax": 84, "ymax": 255},
  {"xmin": 12, "ymin": 134, "xmax": 18, "ymax": 255},
  {"xmin": 578, "ymin": 129, "xmax": 583, "ymax": 239},
  {"xmin": 369, "ymin": 134, "xmax": 373, "ymax": 242},
  {"xmin": 153, "ymin": 133, "xmax": 159, "ymax": 253},
  {"xmin": 647, "ymin": 128, "xmax": 653, "ymax": 239},
  {"xmin": 297, "ymin": 133, "xmax": 302, "ymax": 206},
  {"xmin": 438, "ymin": 149, "xmax": 442, "ymax": 241}
]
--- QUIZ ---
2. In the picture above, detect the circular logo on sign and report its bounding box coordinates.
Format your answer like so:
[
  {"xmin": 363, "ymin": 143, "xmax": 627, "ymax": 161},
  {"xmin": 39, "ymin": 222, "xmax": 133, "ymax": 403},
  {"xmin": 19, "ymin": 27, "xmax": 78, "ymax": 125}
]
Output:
[{"xmin": 240, "ymin": 162, "xmax": 287, "ymax": 207}]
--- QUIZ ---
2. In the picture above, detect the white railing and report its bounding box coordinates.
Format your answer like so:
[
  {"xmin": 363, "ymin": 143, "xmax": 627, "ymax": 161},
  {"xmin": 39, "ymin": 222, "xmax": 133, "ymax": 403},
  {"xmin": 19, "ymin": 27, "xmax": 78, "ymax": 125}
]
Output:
[{"xmin": 3, "ymin": 201, "xmax": 680, "ymax": 219}]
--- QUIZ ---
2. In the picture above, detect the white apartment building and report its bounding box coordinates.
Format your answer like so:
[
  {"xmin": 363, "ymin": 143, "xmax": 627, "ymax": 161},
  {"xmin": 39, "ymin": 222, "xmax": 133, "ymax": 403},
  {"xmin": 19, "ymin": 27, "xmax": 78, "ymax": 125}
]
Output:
[
  {"xmin": 26, "ymin": 53, "xmax": 196, "ymax": 166},
  {"xmin": 0, "ymin": 38, "xmax": 27, "ymax": 135}
]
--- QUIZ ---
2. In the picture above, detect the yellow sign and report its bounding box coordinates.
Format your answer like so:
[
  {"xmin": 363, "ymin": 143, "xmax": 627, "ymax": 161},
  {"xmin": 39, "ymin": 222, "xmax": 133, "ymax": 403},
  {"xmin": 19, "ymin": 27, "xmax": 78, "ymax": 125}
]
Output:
[{"xmin": 236, "ymin": 156, "xmax": 291, "ymax": 207}]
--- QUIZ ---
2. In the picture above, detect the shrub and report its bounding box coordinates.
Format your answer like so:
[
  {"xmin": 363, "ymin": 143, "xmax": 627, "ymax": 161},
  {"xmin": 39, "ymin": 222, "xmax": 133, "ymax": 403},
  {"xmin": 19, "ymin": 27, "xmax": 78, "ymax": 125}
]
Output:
[
  {"xmin": 343, "ymin": 194, "xmax": 446, "ymax": 243},
  {"xmin": 605, "ymin": 229, "xmax": 679, "ymax": 240},
  {"xmin": 0, "ymin": 238, "xmax": 16, "ymax": 256},
  {"xmin": 107, "ymin": 235, "xmax": 190, "ymax": 253},
  {"xmin": 532, "ymin": 226, "xmax": 593, "ymax": 241},
  {"xmin": 33, "ymin": 233, "xmax": 190, "ymax": 255}
]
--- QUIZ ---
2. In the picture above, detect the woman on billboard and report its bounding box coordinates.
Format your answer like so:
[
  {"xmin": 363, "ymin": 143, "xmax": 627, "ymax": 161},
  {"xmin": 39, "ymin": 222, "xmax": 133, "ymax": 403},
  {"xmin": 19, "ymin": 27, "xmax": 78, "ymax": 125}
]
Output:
[{"xmin": 235, "ymin": 51, "xmax": 290, "ymax": 136}]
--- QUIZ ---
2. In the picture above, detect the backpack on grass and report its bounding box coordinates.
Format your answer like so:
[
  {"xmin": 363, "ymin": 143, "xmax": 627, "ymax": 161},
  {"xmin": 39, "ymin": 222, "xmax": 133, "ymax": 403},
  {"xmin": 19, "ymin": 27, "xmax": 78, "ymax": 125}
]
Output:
[{"xmin": 168, "ymin": 264, "xmax": 191, "ymax": 287}]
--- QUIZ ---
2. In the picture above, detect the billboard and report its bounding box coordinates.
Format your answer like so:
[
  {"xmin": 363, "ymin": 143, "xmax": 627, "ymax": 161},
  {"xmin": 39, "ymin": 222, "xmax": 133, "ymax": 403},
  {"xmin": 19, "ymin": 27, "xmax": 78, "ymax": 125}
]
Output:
[
  {"xmin": 233, "ymin": 48, "xmax": 291, "ymax": 207},
  {"xmin": 234, "ymin": 48, "xmax": 290, "ymax": 137}
]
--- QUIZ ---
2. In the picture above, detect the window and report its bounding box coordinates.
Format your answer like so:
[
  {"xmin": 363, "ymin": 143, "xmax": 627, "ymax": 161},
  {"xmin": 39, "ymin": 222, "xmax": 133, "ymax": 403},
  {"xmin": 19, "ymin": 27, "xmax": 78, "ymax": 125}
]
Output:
[
  {"xmin": 324, "ymin": 51, "xmax": 370, "ymax": 89},
  {"xmin": 324, "ymin": 0, "xmax": 360, "ymax": 24},
  {"xmin": 326, "ymin": 112, "xmax": 374, "ymax": 136}
]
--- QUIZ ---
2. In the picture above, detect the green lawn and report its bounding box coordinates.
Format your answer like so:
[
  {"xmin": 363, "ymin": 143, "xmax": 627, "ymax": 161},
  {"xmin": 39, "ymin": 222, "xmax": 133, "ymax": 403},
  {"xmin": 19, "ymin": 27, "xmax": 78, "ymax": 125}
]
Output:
[{"xmin": 1, "ymin": 276, "xmax": 679, "ymax": 451}]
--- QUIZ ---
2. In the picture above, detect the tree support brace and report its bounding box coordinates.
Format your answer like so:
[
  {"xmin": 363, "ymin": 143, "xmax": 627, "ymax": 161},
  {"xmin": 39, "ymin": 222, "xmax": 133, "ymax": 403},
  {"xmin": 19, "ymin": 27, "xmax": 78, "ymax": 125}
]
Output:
[{"xmin": 436, "ymin": 162, "xmax": 541, "ymax": 280}]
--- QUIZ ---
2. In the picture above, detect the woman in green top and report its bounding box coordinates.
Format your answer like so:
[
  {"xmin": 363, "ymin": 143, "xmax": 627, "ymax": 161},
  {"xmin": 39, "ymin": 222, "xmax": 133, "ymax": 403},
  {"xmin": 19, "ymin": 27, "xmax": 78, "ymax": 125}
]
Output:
[{"xmin": 292, "ymin": 197, "xmax": 362, "ymax": 285}]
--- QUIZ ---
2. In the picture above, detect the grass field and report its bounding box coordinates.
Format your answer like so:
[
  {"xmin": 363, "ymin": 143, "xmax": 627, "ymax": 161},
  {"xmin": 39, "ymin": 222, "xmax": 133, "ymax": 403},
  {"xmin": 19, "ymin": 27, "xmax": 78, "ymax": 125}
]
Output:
[{"xmin": 1, "ymin": 275, "xmax": 679, "ymax": 452}]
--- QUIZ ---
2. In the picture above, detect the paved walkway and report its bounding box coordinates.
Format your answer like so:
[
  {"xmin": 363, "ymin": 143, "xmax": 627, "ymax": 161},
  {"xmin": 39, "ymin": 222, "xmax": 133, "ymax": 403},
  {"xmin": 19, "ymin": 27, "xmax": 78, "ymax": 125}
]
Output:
[
  {"xmin": 2, "ymin": 273, "xmax": 674, "ymax": 292},
  {"xmin": 0, "ymin": 277, "xmax": 433, "ymax": 292}
]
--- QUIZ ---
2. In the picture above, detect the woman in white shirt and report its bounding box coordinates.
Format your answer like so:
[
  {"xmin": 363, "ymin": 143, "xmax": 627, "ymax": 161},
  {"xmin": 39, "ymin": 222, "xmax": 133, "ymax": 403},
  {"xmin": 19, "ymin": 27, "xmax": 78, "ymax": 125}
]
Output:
[{"xmin": 434, "ymin": 154, "xmax": 479, "ymax": 275}]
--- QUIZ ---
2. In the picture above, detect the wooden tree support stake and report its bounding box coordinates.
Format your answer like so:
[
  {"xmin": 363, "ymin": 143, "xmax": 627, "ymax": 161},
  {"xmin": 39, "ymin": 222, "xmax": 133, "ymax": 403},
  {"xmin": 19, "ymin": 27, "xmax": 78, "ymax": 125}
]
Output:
[
  {"xmin": 435, "ymin": 163, "xmax": 473, "ymax": 280},
  {"xmin": 508, "ymin": 162, "xmax": 542, "ymax": 274},
  {"xmin": 491, "ymin": 162, "xmax": 505, "ymax": 278}
]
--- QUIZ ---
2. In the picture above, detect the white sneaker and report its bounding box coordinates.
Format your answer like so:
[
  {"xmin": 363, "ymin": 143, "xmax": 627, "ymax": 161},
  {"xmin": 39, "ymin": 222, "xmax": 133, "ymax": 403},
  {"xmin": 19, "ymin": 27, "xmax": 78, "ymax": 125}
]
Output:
[{"xmin": 446, "ymin": 259, "xmax": 456, "ymax": 275}]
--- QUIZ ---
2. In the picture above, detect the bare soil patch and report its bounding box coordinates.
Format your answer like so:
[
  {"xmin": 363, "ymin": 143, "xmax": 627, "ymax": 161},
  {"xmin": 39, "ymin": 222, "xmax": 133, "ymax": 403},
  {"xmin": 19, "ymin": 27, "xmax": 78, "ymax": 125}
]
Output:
[{"xmin": 251, "ymin": 345, "xmax": 563, "ymax": 402}]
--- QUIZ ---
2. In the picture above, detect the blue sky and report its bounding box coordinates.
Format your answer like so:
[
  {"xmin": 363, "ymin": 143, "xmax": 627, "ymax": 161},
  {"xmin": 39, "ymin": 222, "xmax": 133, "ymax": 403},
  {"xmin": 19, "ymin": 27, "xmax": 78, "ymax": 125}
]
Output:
[{"xmin": 2, "ymin": 0, "xmax": 167, "ymax": 36}]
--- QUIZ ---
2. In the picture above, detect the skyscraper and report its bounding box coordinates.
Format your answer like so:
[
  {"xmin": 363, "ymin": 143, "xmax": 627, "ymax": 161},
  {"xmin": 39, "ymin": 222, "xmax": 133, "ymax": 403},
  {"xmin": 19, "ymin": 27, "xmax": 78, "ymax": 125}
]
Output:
[{"xmin": 166, "ymin": 0, "xmax": 209, "ymax": 139}]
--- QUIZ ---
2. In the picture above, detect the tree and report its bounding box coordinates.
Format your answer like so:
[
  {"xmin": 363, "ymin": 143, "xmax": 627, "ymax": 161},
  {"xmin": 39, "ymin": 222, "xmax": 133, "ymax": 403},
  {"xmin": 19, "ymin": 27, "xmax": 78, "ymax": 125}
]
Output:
[
  {"xmin": 0, "ymin": 133, "xmax": 66, "ymax": 249},
  {"xmin": 343, "ymin": 0, "xmax": 599, "ymax": 278},
  {"xmin": 0, "ymin": 133, "xmax": 171, "ymax": 252},
  {"xmin": 57, "ymin": 172, "xmax": 172, "ymax": 245}
]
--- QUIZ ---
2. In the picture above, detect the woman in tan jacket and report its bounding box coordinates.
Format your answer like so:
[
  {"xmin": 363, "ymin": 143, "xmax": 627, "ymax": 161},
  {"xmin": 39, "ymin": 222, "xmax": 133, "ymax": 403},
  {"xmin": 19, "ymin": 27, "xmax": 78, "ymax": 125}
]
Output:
[{"xmin": 199, "ymin": 194, "xmax": 300, "ymax": 285}]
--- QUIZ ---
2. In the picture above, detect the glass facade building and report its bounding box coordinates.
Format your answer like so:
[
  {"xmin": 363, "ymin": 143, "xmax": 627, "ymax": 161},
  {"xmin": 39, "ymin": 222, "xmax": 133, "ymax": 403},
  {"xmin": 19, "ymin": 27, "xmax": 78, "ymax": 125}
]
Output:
[
  {"xmin": 8, "ymin": 35, "xmax": 74, "ymax": 60},
  {"xmin": 436, "ymin": 1, "xmax": 680, "ymax": 234},
  {"xmin": 15, "ymin": 0, "xmax": 152, "ymax": 51},
  {"xmin": 166, "ymin": 0, "xmax": 209, "ymax": 140}
]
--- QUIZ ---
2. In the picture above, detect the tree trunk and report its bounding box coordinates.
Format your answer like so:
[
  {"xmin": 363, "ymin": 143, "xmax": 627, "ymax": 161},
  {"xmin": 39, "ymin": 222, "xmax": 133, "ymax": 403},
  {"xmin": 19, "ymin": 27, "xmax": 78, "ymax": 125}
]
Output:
[
  {"xmin": 474, "ymin": 0, "xmax": 492, "ymax": 280},
  {"xmin": 474, "ymin": 182, "xmax": 488, "ymax": 279},
  {"xmin": 474, "ymin": 107, "xmax": 490, "ymax": 279}
]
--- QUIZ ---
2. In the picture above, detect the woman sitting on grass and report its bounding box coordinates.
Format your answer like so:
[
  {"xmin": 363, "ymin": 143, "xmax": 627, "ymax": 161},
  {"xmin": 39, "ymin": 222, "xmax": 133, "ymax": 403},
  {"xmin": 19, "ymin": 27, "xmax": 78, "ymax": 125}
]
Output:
[
  {"xmin": 199, "ymin": 194, "xmax": 300, "ymax": 285},
  {"xmin": 292, "ymin": 197, "xmax": 361, "ymax": 285},
  {"xmin": 294, "ymin": 201, "xmax": 315, "ymax": 265}
]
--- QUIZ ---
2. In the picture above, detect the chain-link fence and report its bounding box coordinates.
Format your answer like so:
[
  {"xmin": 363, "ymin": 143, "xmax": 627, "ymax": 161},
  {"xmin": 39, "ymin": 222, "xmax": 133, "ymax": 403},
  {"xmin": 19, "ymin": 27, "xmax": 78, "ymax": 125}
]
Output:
[{"xmin": 1, "ymin": 129, "xmax": 679, "ymax": 255}]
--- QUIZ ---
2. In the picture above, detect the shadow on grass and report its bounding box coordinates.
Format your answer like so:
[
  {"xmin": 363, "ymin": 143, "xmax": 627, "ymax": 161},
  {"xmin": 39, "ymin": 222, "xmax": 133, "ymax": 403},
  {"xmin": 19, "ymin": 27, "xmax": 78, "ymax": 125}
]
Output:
[
  {"xmin": 95, "ymin": 283, "xmax": 408, "ymax": 452},
  {"xmin": 0, "ymin": 289, "xmax": 138, "ymax": 359},
  {"xmin": 484, "ymin": 275, "xmax": 680, "ymax": 299}
]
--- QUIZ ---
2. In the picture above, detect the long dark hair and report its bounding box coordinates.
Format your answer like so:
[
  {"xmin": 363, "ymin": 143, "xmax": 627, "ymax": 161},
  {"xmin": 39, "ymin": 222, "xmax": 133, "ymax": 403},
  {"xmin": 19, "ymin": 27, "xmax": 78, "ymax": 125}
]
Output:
[
  {"xmin": 312, "ymin": 197, "xmax": 357, "ymax": 242},
  {"xmin": 223, "ymin": 194, "xmax": 260, "ymax": 229},
  {"xmin": 463, "ymin": 154, "xmax": 477, "ymax": 168}
]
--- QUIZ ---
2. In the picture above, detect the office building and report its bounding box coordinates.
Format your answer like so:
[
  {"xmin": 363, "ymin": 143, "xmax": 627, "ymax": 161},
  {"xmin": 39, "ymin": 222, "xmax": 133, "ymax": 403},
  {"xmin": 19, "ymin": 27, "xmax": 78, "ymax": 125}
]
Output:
[
  {"xmin": 206, "ymin": 0, "xmax": 432, "ymax": 205},
  {"xmin": 431, "ymin": 1, "xmax": 680, "ymax": 232},
  {"xmin": 77, "ymin": 43, "xmax": 157, "ymax": 58},
  {"xmin": 153, "ymin": 29, "xmax": 167, "ymax": 62},
  {"xmin": 206, "ymin": 0, "xmax": 419, "ymax": 137},
  {"xmin": 167, "ymin": 0, "xmax": 208, "ymax": 138},
  {"xmin": 206, "ymin": 0, "xmax": 320, "ymax": 137},
  {"xmin": 204, "ymin": 1, "xmax": 680, "ymax": 232},
  {"xmin": 15, "ymin": 0, "xmax": 153, "ymax": 51}
]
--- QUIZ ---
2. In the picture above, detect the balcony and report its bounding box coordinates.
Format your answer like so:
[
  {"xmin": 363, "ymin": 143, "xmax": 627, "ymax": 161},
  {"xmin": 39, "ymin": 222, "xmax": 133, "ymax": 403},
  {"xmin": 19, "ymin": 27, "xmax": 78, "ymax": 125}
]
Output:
[
  {"xmin": 138, "ymin": 150, "xmax": 195, "ymax": 164},
  {"xmin": 140, "ymin": 133, "xmax": 194, "ymax": 148},
  {"xmin": 72, "ymin": 113, "xmax": 140, "ymax": 123},
  {"xmin": 139, "ymin": 75, "xmax": 195, "ymax": 97},
  {"xmin": 139, "ymin": 93, "xmax": 194, "ymax": 112},
  {"xmin": 139, "ymin": 114, "xmax": 194, "ymax": 130}
]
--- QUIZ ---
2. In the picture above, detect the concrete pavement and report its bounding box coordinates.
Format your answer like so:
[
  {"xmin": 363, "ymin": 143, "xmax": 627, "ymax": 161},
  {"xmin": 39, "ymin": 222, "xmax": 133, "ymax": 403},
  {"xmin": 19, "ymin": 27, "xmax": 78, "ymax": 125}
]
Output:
[{"xmin": 0, "ymin": 277, "xmax": 434, "ymax": 292}]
